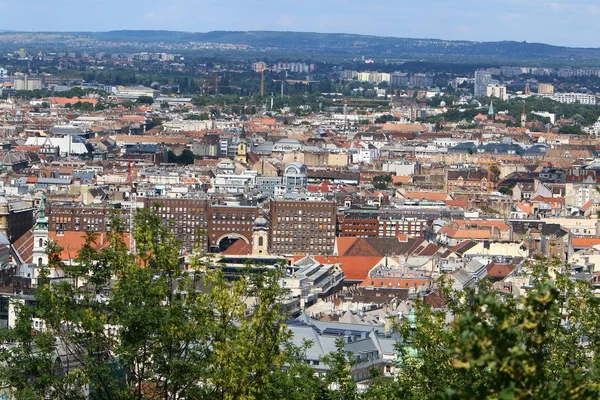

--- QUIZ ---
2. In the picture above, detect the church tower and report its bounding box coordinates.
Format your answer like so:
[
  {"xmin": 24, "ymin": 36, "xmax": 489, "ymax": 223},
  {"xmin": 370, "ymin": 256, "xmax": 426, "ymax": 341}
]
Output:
[
  {"xmin": 487, "ymin": 101, "xmax": 495, "ymax": 121},
  {"xmin": 32, "ymin": 195, "xmax": 49, "ymax": 268},
  {"xmin": 236, "ymin": 125, "xmax": 248, "ymax": 164},
  {"xmin": 521, "ymin": 103, "xmax": 527, "ymax": 128},
  {"xmin": 251, "ymin": 214, "xmax": 269, "ymax": 256}
]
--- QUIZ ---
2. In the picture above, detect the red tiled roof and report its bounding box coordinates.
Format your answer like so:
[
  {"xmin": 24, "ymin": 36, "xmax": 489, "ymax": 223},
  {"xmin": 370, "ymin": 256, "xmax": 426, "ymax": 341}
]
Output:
[
  {"xmin": 13, "ymin": 230, "xmax": 34, "ymax": 263},
  {"xmin": 572, "ymin": 237, "xmax": 600, "ymax": 249},
  {"xmin": 335, "ymin": 237, "xmax": 359, "ymax": 256},
  {"xmin": 292, "ymin": 255, "xmax": 381, "ymax": 281},
  {"xmin": 48, "ymin": 231, "xmax": 132, "ymax": 261},
  {"xmin": 486, "ymin": 263, "xmax": 516, "ymax": 279},
  {"xmin": 581, "ymin": 200, "xmax": 594, "ymax": 212},
  {"xmin": 222, "ymin": 239, "xmax": 252, "ymax": 256},
  {"xmin": 342, "ymin": 239, "xmax": 382, "ymax": 257}
]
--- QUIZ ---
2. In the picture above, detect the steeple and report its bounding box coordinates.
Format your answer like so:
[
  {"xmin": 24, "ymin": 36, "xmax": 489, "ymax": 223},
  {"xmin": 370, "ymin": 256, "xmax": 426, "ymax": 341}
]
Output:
[
  {"xmin": 396, "ymin": 308, "xmax": 420, "ymax": 367},
  {"xmin": 236, "ymin": 125, "xmax": 248, "ymax": 164},
  {"xmin": 488, "ymin": 101, "xmax": 495, "ymax": 118},
  {"xmin": 34, "ymin": 194, "xmax": 48, "ymax": 231}
]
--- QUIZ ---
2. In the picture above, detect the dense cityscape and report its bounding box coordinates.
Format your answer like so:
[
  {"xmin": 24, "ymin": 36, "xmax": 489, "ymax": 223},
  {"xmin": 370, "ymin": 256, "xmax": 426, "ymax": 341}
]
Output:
[{"xmin": 0, "ymin": 20, "xmax": 600, "ymax": 399}]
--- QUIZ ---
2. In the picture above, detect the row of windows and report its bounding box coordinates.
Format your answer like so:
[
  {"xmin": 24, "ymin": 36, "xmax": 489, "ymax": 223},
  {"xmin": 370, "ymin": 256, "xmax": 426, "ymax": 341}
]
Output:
[
  {"xmin": 212, "ymin": 213, "xmax": 256, "ymax": 220},
  {"xmin": 210, "ymin": 220, "xmax": 252, "ymax": 226},
  {"xmin": 211, "ymin": 227, "xmax": 251, "ymax": 231}
]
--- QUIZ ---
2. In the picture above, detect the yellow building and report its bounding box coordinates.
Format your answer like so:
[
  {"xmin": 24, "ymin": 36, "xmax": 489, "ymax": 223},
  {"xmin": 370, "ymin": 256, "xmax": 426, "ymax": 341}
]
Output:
[
  {"xmin": 538, "ymin": 83, "xmax": 555, "ymax": 95},
  {"xmin": 236, "ymin": 126, "xmax": 248, "ymax": 164}
]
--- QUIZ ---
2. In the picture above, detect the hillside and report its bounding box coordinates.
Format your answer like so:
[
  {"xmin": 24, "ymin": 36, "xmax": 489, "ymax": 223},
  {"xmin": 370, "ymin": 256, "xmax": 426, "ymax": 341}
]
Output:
[{"xmin": 1, "ymin": 30, "xmax": 600, "ymax": 63}]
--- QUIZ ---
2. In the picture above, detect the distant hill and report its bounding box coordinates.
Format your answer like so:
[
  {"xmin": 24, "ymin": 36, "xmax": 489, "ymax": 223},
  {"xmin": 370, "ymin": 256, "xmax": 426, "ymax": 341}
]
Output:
[
  {"xmin": 2, "ymin": 30, "xmax": 600, "ymax": 63},
  {"xmin": 86, "ymin": 30, "xmax": 600, "ymax": 58}
]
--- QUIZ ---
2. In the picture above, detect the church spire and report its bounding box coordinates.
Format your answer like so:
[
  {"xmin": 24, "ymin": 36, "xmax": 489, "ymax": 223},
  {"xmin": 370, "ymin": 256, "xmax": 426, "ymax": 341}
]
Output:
[{"xmin": 34, "ymin": 194, "xmax": 48, "ymax": 231}]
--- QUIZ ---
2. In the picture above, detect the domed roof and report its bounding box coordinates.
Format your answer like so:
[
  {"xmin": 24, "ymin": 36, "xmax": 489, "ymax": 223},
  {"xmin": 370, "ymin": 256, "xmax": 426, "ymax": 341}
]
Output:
[{"xmin": 254, "ymin": 216, "xmax": 268, "ymax": 227}]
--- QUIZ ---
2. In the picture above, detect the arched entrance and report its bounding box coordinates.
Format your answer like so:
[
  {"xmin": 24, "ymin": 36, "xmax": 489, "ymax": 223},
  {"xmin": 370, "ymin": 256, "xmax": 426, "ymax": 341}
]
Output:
[{"xmin": 216, "ymin": 233, "xmax": 250, "ymax": 252}]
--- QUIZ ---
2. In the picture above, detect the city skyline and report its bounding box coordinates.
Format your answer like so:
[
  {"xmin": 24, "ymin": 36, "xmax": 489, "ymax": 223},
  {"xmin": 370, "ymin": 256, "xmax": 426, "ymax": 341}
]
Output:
[{"xmin": 5, "ymin": 0, "xmax": 600, "ymax": 48}]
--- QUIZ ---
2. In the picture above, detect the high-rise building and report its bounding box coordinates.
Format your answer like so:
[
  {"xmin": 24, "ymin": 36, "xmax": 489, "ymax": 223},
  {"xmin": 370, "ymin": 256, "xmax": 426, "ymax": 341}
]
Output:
[
  {"xmin": 486, "ymin": 84, "xmax": 508, "ymax": 100},
  {"xmin": 269, "ymin": 199, "xmax": 336, "ymax": 255},
  {"xmin": 206, "ymin": 204, "xmax": 259, "ymax": 252},
  {"xmin": 538, "ymin": 83, "xmax": 555, "ymax": 95},
  {"xmin": 14, "ymin": 75, "xmax": 42, "ymax": 91},
  {"xmin": 474, "ymin": 70, "xmax": 493, "ymax": 97},
  {"xmin": 147, "ymin": 197, "xmax": 209, "ymax": 252}
]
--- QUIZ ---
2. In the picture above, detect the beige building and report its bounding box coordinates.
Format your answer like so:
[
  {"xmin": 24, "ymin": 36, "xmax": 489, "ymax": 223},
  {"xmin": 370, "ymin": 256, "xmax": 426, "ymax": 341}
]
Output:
[
  {"xmin": 14, "ymin": 75, "xmax": 43, "ymax": 91},
  {"xmin": 538, "ymin": 83, "xmax": 555, "ymax": 95},
  {"xmin": 283, "ymin": 151, "xmax": 348, "ymax": 167},
  {"xmin": 486, "ymin": 84, "xmax": 508, "ymax": 100}
]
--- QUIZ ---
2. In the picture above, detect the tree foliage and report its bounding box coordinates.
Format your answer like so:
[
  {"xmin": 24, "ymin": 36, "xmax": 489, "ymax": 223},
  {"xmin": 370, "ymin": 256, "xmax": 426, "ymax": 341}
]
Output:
[{"xmin": 3, "ymin": 213, "xmax": 600, "ymax": 399}]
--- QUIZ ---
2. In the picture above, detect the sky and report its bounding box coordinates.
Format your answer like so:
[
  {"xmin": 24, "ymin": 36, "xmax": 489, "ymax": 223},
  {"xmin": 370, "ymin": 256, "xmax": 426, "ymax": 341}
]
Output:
[{"xmin": 5, "ymin": 0, "xmax": 600, "ymax": 48}]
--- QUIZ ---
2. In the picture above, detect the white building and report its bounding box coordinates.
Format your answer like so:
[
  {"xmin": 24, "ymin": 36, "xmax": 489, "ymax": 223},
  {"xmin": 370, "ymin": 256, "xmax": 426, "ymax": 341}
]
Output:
[
  {"xmin": 213, "ymin": 171, "xmax": 257, "ymax": 194},
  {"xmin": 14, "ymin": 75, "xmax": 42, "ymax": 91},
  {"xmin": 486, "ymin": 84, "xmax": 508, "ymax": 100},
  {"xmin": 546, "ymin": 92, "xmax": 596, "ymax": 105}
]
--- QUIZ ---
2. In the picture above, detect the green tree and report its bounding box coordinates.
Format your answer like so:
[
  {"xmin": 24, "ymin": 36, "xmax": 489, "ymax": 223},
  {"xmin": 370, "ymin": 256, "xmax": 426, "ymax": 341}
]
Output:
[
  {"xmin": 489, "ymin": 164, "xmax": 501, "ymax": 180},
  {"xmin": 375, "ymin": 265, "xmax": 600, "ymax": 399},
  {"xmin": 136, "ymin": 96, "xmax": 154, "ymax": 105},
  {"xmin": 559, "ymin": 124, "xmax": 584, "ymax": 135},
  {"xmin": 178, "ymin": 149, "xmax": 195, "ymax": 165},
  {"xmin": 0, "ymin": 210, "xmax": 299, "ymax": 400}
]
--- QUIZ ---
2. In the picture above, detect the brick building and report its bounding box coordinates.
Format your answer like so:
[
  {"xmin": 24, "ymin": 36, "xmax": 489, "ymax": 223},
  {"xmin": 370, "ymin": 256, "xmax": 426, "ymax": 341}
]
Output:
[
  {"xmin": 47, "ymin": 203, "xmax": 129, "ymax": 233},
  {"xmin": 144, "ymin": 197, "xmax": 209, "ymax": 252},
  {"xmin": 339, "ymin": 207, "xmax": 465, "ymax": 239},
  {"xmin": 206, "ymin": 205, "xmax": 259, "ymax": 252},
  {"xmin": 269, "ymin": 199, "xmax": 336, "ymax": 255}
]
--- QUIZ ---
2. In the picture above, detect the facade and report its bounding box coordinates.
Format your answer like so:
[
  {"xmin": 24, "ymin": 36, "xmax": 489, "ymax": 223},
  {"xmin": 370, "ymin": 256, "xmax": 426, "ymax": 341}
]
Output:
[
  {"xmin": 48, "ymin": 204, "xmax": 129, "ymax": 233},
  {"xmin": 213, "ymin": 171, "xmax": 257, "ymax": 195},
  {"xmin": 486, "ymin": 84, "xmax": 508, "ymax": 100},
  {"xmin": 207, "ymin": 205, "xmax": 259, "ymax": 252},
  {"xmin": 340, "ymin": 207, "xmax": 464, "ymax": 238},
  {"xmin": 0, "ymin": 198, "xmax": 34, "ymax": 243},
  {"xmin": 144, "ymin": 197, "xmax": 208, "ymax": 252},
  {"xmin": 269, "ymin": 199, "xmax": 336, "ymax": 255},
  {"xmin": 547, "ymin": 92, "xmax": 596, "ymax": 105},
  {"xmin": 14, "ymin": 75, "xmax": 43, "ymax": 91},
  {"xmin": 283, "ymin": 162, "xmax": 308, "ymax": 192},
  {"xmin": 474, "ymin": 70, "xmax": 493, "ymax": 97},
  {"xmin": 537, "ymin": 83, "xmax": 555, "ymax": 95},
  {"xmin": 191, "ymin": 135, "xmax": 221, "ymax": 157}
]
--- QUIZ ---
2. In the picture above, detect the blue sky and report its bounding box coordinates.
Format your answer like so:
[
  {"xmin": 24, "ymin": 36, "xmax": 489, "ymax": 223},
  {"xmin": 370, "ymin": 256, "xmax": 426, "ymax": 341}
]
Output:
[{"xmin": 7, "ymin": 0, "xmax": 599, "ymax": 47}]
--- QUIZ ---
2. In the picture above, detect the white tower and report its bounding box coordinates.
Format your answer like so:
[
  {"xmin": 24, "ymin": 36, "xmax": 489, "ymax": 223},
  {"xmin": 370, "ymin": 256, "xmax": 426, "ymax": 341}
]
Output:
[
  {"xmin": 32, "ymin": 195, "xmax": 49, "ymax": 269},
  {"xmin": 251, "ymin": 215, "xmax": 269, "ymax": 256}
]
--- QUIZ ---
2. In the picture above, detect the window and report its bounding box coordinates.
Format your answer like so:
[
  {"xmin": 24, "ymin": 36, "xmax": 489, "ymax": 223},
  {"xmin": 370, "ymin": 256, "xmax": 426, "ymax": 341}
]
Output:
[
  {"xmin": 38, "ymin": 257, "xmax": 43, "ymax": 268},
  {"xmin": 258, "ymin": 237, "xmax": 264, "ymax": 247},
  {"xmin": 38, "ymin": 238, "xmax": 43, "ymax": 248}
]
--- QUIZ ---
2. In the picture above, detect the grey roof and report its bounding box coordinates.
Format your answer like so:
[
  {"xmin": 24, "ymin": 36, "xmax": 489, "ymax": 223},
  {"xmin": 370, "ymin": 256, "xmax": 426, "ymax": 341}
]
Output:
[
  {"xmin": 49, "ymin": 126, "xmax": 86, "ymax": 136},
  {"xmin": 37, "ymin": 178, "xmax": 72, "ymax": 185}
]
